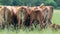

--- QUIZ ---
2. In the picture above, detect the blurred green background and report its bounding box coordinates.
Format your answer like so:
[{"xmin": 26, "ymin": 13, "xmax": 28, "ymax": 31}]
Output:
[{"xmin": 0, "ymin": 0, "xmax": 60, "ymax": 8}]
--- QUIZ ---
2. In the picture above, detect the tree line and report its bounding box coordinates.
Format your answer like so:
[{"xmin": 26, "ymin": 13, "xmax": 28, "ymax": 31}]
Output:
[{"xmin": 0, "ymin": 0, "xmax": 58, "ymax": 8}]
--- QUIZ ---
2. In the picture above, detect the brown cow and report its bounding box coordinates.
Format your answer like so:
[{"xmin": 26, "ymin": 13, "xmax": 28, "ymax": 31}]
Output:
[
  {"xmin": 39, "ymin": 4, "xmax": 53, "ymax": 28},
  {"xmin": 29, "ymin": 7, "xmax": 44, "ymax": 29},
  {"xmin": 11, "ymin": 6, "xmax": 20, "ymax": 29},
  {"xmin": 34, "ymin": 6, "xmax": 48, "ymax": 28},
  {"xmin": 42, "ymin": 6, "xmax": 53, "ymax": 27},
  {"xmin": 16, "ymin": 6, "xmax": 29, "ymax": 28},
  {"xmin": 46, "ymin": 6, "xmax": 53, "ymax": 24},
  {"xmin": 2, "ymin": 6, "xmax": 13, "ymax": 28}
]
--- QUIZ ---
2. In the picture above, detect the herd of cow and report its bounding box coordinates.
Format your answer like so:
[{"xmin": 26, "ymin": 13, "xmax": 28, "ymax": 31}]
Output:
[{"xmin": 1, "ymin": 4, "xmax": 60, "ymax": 30}]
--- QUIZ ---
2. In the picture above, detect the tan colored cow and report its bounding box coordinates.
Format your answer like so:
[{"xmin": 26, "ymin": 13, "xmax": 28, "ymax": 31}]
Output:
[
  {"xmin": 16, "ymin": 6, "xmax": 29, "ymax": 28},
  {"xmin": 3, "ymin": 6, "xmax": 13, "ymax": 28}
]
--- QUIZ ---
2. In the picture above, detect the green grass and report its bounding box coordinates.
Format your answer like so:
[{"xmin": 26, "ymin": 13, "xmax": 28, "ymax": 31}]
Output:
[
  {"xmin": 52, "ymin": 9, "xmax": 60, "ymax": 25},
  {"xmin": 0, "ymin": 9, "xmax": 60, "ymax": 34}
]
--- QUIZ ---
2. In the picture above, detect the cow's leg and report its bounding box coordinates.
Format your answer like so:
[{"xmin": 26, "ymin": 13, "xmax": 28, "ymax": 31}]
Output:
[
  {"xmin": 30, "ymin": 16, "xmax": 34, "ymax": 29},
  {"xmin": 46, "ymin": 19, "xmax": 52, "ymax": 27},
  {"xmin": 18, "ymin": 19, "xmax": 21, "ymax": 29},
  {"xmin": 6, "ymin": 12, "xmax": 11, "ymax": 29},
  {"xmin": 4, "ymin": 14, "xmax": 7, "ymax": 28},
  {"xmin": 49, "ymin": 20, "xmax": 51, "ymax": 23},
  {"xmin": 4, "ymin": 9, "xmax": 9, "ymax": 29},
  {"xmin": 7, "ymin": 22, "xmax": 9, "ymax": 29},
  {"xmin": 21, "ymin": 14, "xmax": 26, "ymax": 28},
  {"xmin": 21, "ymin": 19, "xmax": 25, "ymax": 28},
  {"xmin": 22, "ymin": 15, "xmax": 27, "ymax": 28},
  {"xmin": 37, "ymin": 16, "xmax": 44, "ymax": 29},
  {"xmin": 5, "ymin": 18, "xmax": 10, "ymax": 29}
]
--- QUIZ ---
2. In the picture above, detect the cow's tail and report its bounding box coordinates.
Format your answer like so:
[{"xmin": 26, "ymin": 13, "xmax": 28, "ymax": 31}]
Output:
[{"xmin": 49, "ymin": 23, "xmax": 60, "ymax": 29}]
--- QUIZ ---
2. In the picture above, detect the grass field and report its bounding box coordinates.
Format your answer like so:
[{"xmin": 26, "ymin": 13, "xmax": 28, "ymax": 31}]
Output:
[
  {"xmin": 52, "ymin": 9, "xmax": 60, "ymax": 25},
  {"xmin": 0, "ymin": 9, "xmax": 60, "ymax": 34}
]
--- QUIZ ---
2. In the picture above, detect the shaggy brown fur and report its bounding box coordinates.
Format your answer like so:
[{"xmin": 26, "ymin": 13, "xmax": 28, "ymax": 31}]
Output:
[{"xmin": 16, "ymin": 6, "xmax": 29, "ymax": 28}]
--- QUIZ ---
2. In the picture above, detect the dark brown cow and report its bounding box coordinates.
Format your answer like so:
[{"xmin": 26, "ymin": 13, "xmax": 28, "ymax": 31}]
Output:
[{"xmin": 11, "ymin": 6, "xmax": 20, "ymax": 28}]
